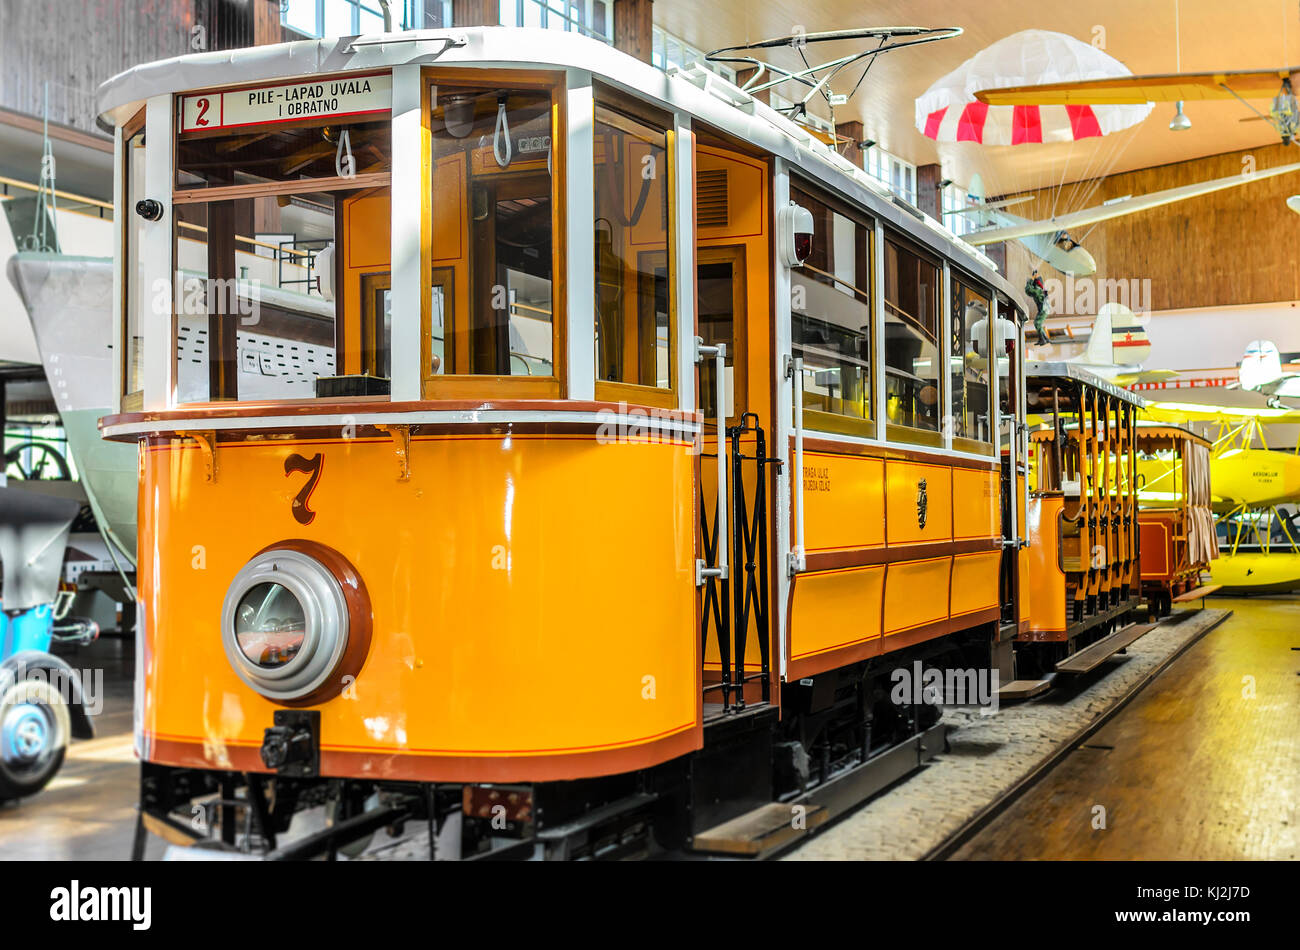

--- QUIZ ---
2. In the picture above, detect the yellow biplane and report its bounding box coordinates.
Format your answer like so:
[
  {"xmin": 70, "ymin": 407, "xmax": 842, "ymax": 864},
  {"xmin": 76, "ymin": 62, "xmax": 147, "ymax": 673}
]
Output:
[{"xmin": 1143, "ymin": 401, "xmax": 1300, "ymax": 593}]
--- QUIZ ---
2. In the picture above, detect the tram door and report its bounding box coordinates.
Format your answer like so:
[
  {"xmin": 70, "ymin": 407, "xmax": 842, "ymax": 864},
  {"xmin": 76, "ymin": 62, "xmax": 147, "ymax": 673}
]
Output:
[
  {"xmin": 997, "ymin": 302, "xmax": 1030, "ymax": 669},
  {"xmin": 695, "ymin": 140, "xmax": 774, "ymax": 712}
]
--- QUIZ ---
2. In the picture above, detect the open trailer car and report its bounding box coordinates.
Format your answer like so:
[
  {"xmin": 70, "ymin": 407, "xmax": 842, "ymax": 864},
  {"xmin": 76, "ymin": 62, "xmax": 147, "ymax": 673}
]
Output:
[
  {"xmin": 1134, "ymin": 422, "xmax": 1219, "ymax": 616},
  {"xmin": 1019, "ymin": 362, "xmax": 1145, "ymax": 679}
]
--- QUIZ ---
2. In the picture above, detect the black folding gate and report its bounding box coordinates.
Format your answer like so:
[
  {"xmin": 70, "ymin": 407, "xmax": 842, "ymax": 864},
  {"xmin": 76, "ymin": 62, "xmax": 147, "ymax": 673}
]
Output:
[{"xmin": 699, "ymin": 412, "xmax": 773, "ymax": 713}]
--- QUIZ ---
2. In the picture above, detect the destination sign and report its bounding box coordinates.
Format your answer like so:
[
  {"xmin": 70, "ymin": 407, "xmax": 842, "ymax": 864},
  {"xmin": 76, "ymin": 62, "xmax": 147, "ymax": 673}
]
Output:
[{"xmin": 180, "ymin": 74, "xmax": 391, "ymax": 132}]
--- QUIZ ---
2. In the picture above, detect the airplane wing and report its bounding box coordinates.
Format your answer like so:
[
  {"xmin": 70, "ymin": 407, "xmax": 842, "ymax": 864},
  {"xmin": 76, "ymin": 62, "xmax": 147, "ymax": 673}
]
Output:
[
  {"xmin": 1142, "ymin": 399, "xmax": 1300, "ymax": 424},
  {"xmin": 974, "ymin": 67, "xmax": 1300, "ymax": 106},
  {"xmin": 1108, "ymin": 368, "xmax": 1180, "ymax": 386},
  {"xmin": 965, "ymin": 162, "xmax": 1300, "ymax": 245}
]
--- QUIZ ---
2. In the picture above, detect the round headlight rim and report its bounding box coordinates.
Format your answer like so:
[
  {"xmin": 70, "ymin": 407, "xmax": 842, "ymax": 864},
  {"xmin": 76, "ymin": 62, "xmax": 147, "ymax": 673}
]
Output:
[
  {"xmin": 221, "ymin": 540, "xmax": 371, "ymax": 707},
  {"xmin": 222, "ymin": 548, "xmax": 344, "ymax": 700}
]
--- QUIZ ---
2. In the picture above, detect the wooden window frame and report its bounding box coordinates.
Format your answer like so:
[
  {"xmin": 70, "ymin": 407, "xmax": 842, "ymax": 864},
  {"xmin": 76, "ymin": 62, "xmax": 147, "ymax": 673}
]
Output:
[
  {"xmin": 423, "ymin": 266, "xmax": 457, "ymax": 380},
  {"xmin": 419, "ymin": 67, "xmax": 567, "ymax": 400},
  {"xmin": 790, "ymin": 181, "xmax": 876, "ymax": 440},
  {"xmin": 591, "ymin": 90, "xmax": 678, "ymax": 410},
  {"xmin": 360, "ymin": 271, "xmax": 390, "ymax": 377},
  {"xmin": 696, "ymin": 243, "xmax": 748, "ymax": 425},
  {"xmin": 882, "ymin": 229, "xmax": 943, "ymax": 449}
]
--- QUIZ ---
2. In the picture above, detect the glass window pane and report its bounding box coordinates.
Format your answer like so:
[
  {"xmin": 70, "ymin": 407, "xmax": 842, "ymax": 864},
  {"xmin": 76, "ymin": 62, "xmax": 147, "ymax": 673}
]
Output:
[
  {"xmin": 173, "ymin": 190, "xmax": 345, "ymax": 403},
  {"xmin": 593, "ymin": 103, "xmax": 672, "ymax": 392},
  {"xmin": 324, "ymin": 0, "xmax": 356, "ymax": 36},
  {"xmin": 697, "ymin": 257, "xmax": 738, "ymax": 419},
  {"xmin": 429, "ymin": 83, "xmax": 554, "ymax": 378},
  {"xmin": 883, "ymin": 238, "xmax": 941, "ymax": 433},
  {"xmin": 358, "ymin": 3, "xmax": 385, "ymax": 33},
  {"xmin": 791, "ymin": 188, "xmax": 872, "ymax": 425},
  {"xmin": 176, "ymin": 116, "xmax": 391, "ymax": 192},
  {"xmin": 283, "ymin": 0, "xmax": 319, "ymax": 35},
  {"xmin": 953, "ymin": 280, "xmax": 994, "ymax": 448}
]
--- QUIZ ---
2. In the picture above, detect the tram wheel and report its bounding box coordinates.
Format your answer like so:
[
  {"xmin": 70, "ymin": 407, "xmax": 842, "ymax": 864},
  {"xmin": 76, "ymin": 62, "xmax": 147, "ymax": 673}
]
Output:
[{"xmin": 0, "ymin": 677, "xmax": 70, "ymax": 801}]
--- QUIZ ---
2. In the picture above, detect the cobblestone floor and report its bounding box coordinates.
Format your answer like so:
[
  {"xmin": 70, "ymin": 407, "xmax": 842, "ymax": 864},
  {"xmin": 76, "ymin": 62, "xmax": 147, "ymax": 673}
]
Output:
[{"xmin": 783, "ymin": 607, "xmax": 1232, "ymax": 862}]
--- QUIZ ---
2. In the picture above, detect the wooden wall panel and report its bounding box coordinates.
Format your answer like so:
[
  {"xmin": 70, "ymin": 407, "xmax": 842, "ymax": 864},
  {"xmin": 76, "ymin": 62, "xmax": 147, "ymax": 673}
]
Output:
[
  {"xmin": 0, "ymin": 0, "xmax": 267, "ymax": 133},
  {"xmin": 1002, "ymin": 143, "xmax": 1300, "ymax": 312}
]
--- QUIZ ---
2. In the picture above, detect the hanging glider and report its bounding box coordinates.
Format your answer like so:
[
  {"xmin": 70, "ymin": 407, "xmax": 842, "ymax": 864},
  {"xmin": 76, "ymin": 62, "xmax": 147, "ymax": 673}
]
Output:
[{"xmin": 960, "ymin": 161, "xmax": 1300, "ymax": 272}]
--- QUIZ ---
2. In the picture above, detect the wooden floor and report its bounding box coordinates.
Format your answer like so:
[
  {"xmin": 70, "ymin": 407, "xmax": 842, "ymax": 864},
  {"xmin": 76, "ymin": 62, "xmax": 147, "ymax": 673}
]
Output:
[{"xmin": 953, "ymin": 596, "xmax": 1300, "ymax": 860}]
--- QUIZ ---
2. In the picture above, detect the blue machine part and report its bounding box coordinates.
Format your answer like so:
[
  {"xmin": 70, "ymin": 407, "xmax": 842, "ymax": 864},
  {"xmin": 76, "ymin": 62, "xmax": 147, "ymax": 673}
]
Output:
[{"xmin": 0, "ymin": 603, "xmax": 55, "ymax": 660}]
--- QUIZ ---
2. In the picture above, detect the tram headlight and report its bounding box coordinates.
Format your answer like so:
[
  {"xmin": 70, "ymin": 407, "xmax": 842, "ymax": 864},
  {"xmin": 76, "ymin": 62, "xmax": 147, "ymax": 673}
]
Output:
[{"xmin": 221, "ymin": 542, "xmax": 371, "ymax": 705}]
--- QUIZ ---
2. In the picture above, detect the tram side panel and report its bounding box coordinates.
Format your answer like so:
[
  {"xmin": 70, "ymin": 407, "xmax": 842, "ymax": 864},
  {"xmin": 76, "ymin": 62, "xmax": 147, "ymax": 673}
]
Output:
[
  {"xmin": 134, "ymin": 430, "xmax": 702, "ymax": 782},
  {"xmin": 788, "ymin": 448, "xmax": 1002, "ymax": 679}
]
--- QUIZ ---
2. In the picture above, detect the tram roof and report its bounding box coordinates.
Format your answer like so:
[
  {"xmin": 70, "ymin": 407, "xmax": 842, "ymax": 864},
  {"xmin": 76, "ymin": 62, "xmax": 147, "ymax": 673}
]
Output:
[
  {"xmin": 96, "ymin": 26, "xmax": 1025, "ymax": 309},
  {"xmin": 1134, "ymin": 421, "xmax": 1212, "ymax": 448},
  {"xmin": 1024, "ymin": 361, "xmax": 1148, "ymax": 409}
]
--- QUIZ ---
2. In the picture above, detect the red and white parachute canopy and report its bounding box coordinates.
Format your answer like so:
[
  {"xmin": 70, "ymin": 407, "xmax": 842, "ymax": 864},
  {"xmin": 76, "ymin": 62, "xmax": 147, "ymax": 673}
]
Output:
[{"xmin": 915, "ymin": 30, "xmax": 1153, "ymax": 145}]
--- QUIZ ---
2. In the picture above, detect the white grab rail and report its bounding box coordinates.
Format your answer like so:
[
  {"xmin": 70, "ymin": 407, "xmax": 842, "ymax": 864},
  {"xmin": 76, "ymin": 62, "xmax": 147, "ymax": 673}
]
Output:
[
  {"xmin": 788, "ymin": 355, "xmax": 806, "ymax": 575},
  {"xmin": 696, "ymin": 338, "xmax": 729, "ymax": 584}
]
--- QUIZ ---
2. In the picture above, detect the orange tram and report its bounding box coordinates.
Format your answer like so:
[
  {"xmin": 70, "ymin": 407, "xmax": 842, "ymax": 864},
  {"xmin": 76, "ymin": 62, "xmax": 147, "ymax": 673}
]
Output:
[{"xmin": 96, "ymin": 27, "xmax": 1148, "ymax": 860}]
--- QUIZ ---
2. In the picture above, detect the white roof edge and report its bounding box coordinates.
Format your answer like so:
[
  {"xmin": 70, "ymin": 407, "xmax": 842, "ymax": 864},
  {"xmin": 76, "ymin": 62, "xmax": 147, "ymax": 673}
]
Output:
[{"xmin": 97, "ymin": 26, "xmax": 1025, "ymax": 308}]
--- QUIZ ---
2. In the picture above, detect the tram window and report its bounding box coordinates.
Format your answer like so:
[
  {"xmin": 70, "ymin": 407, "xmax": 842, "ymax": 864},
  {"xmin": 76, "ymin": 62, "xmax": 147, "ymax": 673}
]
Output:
[
  {"xmin": 593, "ymin": 101, "xmax": 673, "ymax": 403},
  {"xmin": 122, "ymin": 119, "xmax": 146, "ymax": 409},
  {"xmin": 175, "ymin": 118, "xmax": 391, "ymax": 190},
  {"xmin": 883, "ymin": 237, "xmax": 941, "ymax": 442},
  {"xmin": 427, "ymin": 83, "xmax": 556, "ymax": 388},
  {"xmin": 428, "ymin": 270, "xmax": 454, "ymax": 375},
  {"xmin": 171, "ymin": 107, "xmax": 393, "ymax": 403},
  {"xmin": 172, "ymin": 189, "xmax": 347, "ymax": 403},
  {"xmin": 952, "ymin": 279, "xmax": 994, "ymax": 452},
  {"xmin": 361, "ymin": 270, "xmax": 456, "ymax": 378},
  {"xmin": 697, "ymin": 246, "xmax": 746, "ymax": 420},
  {"xmin": 361, "ymin": 274, "xmax": 391, "ymax": 377},
  {"xmin": 790, "ymin": 187, "xmax": 873, "ymax": 435}
]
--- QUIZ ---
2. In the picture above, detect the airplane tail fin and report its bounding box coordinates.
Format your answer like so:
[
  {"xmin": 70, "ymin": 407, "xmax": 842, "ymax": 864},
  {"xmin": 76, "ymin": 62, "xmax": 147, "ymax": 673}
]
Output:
[
  {"xmin": 1240, "ymin": 339, "xmax": 1283, "ymax": 390},
  {"xmin": 1080, "ymin": 306, "xmax": 1113, "ymax": 364},
  {"xmin": 1104, "ymin": 302, "xmax": 1149, "ymax": 366},
  {"xmin": 1081, "ymin": 302, "xmax": 1148, "ymax": 366}
]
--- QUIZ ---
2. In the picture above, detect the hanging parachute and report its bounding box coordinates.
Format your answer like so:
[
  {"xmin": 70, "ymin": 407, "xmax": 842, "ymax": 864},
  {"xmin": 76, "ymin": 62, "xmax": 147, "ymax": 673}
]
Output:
[{"xmin": 914, "ymin": 30, "xmax": 1153, "ymax": 145}]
